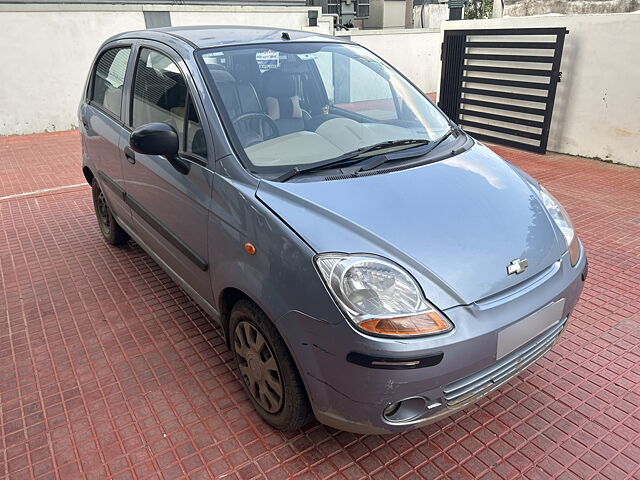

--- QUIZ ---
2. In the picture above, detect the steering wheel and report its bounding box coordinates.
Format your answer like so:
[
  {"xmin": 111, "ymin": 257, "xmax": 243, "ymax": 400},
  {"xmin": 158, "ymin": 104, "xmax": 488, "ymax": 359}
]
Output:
[{"xmin": 232, "ymin": 113, "xmax": 279, "ymax": 146}]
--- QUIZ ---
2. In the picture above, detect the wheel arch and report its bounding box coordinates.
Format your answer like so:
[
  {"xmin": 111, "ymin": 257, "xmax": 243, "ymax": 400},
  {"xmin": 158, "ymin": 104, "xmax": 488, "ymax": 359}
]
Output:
[
  {"xmin": 83, "ymin": 166, "xmax": 95, "ymax": 186},
  {"xmin": 218, "ymin": 287, "xmax": 256, "ymax": 347}
]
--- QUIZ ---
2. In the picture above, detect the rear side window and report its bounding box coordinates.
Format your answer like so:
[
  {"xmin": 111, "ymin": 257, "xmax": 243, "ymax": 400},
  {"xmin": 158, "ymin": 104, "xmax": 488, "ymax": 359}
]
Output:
[{"xmin": 91, "ymin": 47, "xmax": 131, "ymax": 118}]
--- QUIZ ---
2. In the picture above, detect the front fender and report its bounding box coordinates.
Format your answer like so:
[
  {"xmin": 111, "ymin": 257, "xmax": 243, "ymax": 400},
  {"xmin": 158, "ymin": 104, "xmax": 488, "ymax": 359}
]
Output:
[{"xmin": 208, "ymin": 162, "xmax": 345, "ymax": 334}]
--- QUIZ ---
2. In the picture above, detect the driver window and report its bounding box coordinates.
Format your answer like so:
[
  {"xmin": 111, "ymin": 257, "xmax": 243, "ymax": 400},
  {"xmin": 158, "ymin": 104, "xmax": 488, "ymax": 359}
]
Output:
[{"xmin": 131, "ymin": 49, "xmax": 187, "ymax": 149}]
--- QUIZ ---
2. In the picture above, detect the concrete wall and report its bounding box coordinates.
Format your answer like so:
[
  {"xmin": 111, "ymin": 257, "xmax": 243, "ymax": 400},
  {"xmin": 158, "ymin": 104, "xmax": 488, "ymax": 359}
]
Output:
[
  {"xmin": 443, "ymin": 13, "xmax": 640, "ymax": 167},
  {"xmin": 359, "ymin": 0, "xmax": 407, "ymax": 29},
  {"xmin": 337, "ymin": 28, "xmax": 442, "ymax": 94},
  {"xmin": 0, "ymin": 3, "xmax": 330, "ymax": 136},
  {"xmin": 170, "ymin": 6, "xmax": 331, "ymax": 30},
  {"xmin": 413, "ymin": 4, "xmax": 449, "ymax": 30},
  {"xmin": 362, "ymin": 0, "xmax": 386, "ymax": 29},
  {"xmin": 504, "ymin": 0, "xmax": 640, "ymax": 16},
  {"xmin": 382, "ymin": 1, "xmax": 407, "ymax": 28}
]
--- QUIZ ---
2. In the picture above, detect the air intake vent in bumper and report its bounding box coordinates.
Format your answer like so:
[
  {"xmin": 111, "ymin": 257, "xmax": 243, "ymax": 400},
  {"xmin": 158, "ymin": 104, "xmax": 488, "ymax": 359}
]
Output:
[{"xmin": 444, "ymin": 318, "xmax": 567, "ymax": 408}]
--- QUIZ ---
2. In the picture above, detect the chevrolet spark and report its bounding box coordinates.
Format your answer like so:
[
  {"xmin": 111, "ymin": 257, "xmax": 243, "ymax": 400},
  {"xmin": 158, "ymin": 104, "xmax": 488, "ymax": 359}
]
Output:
[{"xmin": 79, "ymin": 26, "xmax": 587, "ymax": 434}]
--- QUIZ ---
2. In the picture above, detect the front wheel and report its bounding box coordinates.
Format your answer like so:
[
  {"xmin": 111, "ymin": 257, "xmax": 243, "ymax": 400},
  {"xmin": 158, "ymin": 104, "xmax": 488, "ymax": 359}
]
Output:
[{"xmin": 230, "ymin": 300, "xmax": 313, "ymax": 431}]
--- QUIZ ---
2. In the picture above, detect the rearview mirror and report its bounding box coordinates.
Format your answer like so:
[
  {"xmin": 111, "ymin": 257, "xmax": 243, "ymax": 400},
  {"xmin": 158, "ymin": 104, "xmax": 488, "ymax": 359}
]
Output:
[{"xmin": 129, "ymin": 122, "xmax": 189, "ymax": 174}]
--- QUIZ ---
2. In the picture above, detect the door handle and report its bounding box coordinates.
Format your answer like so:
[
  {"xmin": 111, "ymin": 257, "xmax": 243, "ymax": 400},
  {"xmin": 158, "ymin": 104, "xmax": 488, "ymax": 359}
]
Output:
[{"xmin": 124, "ymin": 146, "xmax": 136, "ymax": 165}]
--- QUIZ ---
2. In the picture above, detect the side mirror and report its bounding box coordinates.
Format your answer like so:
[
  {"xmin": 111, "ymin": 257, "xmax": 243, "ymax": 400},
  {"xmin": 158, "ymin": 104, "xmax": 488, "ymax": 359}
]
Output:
[{"xmin": 129, "ymin": 122, "xmax": 189, "ymax": 174}]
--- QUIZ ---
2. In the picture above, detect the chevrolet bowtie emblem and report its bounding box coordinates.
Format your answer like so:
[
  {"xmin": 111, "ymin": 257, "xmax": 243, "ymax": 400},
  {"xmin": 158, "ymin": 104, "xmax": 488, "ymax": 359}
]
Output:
[{"xmin": 507, "ymin": 258, "xmax": 529, "ymax": 275}]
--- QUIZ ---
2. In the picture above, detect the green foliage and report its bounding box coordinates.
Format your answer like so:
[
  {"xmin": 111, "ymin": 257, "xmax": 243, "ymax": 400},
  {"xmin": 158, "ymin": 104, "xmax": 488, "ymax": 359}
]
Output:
[{"xmin": 464, "ymin": 0, "xmax": 494, "ymax": 19}]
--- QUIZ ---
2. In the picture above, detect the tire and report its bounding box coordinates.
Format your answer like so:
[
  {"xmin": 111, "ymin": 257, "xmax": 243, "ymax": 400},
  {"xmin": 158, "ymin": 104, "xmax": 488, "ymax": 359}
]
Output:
[
  {"xmin": 230, "ymin": 299, "xmax": 313, "ymax": 431},
  {"xmin": 92, "ymin": 178, "xmax": 129, "ymax": 246}
]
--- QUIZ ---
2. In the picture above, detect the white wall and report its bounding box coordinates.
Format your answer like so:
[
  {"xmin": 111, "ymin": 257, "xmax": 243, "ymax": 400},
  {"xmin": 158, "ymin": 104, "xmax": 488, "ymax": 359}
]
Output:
[
  {"xmin": 443, "ymin": 13, "xmax": 640, "ymax": 167},
  {"xmin": 0, "ymin": 9, "xmax": 145, "ymax": 135},
  {"xmin": 413, "ymin": 4, "xmax": 449, "ymax": 30},
  {"xmin": 503, "ymin": 0, "xmax": 640, "ymax": 16},
  {"xmin": 337, "ymin": 29, "xmax": 442, "ymax": 94},
  {"xmin": 0, "ymin": 3, "xmax": 329, "ymax": 136},
  {"xmin": 382, "ymin": 1, "xmax": 406, "ymax": 29},
  {"xmin": 170, "ymin": 5, "xmax": 332, "ymax": 32}
]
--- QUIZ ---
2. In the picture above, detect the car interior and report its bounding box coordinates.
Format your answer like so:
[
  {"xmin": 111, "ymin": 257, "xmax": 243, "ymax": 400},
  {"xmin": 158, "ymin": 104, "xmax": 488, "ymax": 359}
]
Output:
[{"xmin": 202, "ymin": 48, "xmax": 429, "ymax": 167}]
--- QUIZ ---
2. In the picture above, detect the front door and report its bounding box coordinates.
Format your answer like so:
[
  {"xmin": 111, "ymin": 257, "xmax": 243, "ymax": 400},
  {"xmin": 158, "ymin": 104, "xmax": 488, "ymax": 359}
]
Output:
[{"xmin": 121, "ymin": 44, "xmax": 214, "ymax": 306}]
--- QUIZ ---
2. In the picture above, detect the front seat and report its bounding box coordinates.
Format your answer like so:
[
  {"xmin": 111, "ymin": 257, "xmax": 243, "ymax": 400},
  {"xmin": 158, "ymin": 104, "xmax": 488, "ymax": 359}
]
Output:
[
  {"xmin": 262, "ymin": 70, "xmax": 306, "ymax": 136},
  {"xmin": 208, "ymin": 66, "xmax": 264, "ymax": 146}
]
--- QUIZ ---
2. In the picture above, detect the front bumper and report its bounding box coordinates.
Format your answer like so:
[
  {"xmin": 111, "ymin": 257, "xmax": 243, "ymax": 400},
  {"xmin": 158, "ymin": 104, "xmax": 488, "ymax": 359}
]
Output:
[{"xmin": 277, "ymin": 247, "xmax": 587, "ymax": 434}]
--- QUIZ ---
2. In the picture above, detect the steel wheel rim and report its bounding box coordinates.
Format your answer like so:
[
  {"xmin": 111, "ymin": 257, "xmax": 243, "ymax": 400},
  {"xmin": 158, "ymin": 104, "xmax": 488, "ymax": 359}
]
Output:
[
  {"xmin": 234, "ymin": 321, "xmax": 284, "ymax": 413},
  {"xmin": 96, "ymin": 191, "xmax": 111, "ymax": 235}
]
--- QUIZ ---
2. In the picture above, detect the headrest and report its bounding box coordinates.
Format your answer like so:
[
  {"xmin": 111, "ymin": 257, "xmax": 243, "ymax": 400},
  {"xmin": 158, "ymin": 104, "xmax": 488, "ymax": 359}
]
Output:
[
  {"xmin": 237, "ymin": 82, "xmax": 262, "ymax": 115},
  {"xmin": 208, "ymin": 66, "xmax": 235, "ymax": 84},
  {"xmin": 262, "ymin": 70, "xmax": 297, "ymax": 98},
  {"xmin": 265, "ymin": 96, "xmax": 302, "ymax": 121}
]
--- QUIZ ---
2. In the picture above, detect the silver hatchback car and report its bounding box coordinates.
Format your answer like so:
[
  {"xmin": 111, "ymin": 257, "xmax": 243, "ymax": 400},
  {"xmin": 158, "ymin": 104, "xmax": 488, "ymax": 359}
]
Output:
[{"xmin": 79, "ymin": 26, "xmax": 587, "ymax": 434}]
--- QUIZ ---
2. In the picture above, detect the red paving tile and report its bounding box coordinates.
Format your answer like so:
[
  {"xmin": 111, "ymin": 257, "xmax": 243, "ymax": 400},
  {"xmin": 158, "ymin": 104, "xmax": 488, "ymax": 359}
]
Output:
[
  {"xmin": 0, "ymin": 131, "xmax": 84, "ymax": 198},
  {"xmin": 1, "ymin": 130, "xmax": 639, "ymax": 480}
]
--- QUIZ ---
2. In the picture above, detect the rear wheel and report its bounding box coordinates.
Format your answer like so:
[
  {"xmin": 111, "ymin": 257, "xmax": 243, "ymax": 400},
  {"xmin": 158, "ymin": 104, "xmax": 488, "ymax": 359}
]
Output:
[
  {"xmin": 230, "ymin": 300, "xmax": 313, "ymax": 431},
  {"xmin": 92, "ymin": 178, "xmax": 129, "ymax": 246}
]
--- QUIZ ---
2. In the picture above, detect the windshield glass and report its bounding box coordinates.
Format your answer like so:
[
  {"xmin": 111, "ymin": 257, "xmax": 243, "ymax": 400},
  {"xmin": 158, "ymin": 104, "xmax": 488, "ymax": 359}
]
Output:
[{"xmin": 198, "ymin": 42, "xmax": 451, "ymax": 172}]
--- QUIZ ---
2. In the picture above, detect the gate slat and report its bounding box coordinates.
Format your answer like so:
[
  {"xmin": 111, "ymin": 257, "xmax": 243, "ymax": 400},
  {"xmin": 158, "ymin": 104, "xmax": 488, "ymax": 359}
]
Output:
[
  {"xmin": 461, "ymin": 76, "xmax": 550, "ymax": 91},
  {"xmin": 465, "ymin": 53, "xmax": 555, "ymax": 63},
  {"xmin": 458, "ymin": 119, "xmax": 542, "ymax": 140},
  {"xmin": 459, "ymin": 108, "xmax": 545, "ymax": 128},
  {"xmin": 463, "ymin": 65, "xmax": 554, "ymax": 77},
  {"xmin": 465, "ymin": 41, "xmax": 557, "ymax": 49},
  {"xmin": 465, "ymin": 132, "xmax": 542, "ymax": 152},
  {"xmin": 460, "ymin": 98, "xmax": 547, "ymax": 116},
  {"xmin": 461, "ymin": 87, "xmax": 548, "ymax": 103}
]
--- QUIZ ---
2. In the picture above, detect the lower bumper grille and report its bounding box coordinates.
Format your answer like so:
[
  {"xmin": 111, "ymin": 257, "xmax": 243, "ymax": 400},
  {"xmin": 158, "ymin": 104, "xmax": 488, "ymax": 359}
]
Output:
[{"xmin": 443, "ymin": 317, "xmax": 567, "ymax": 408}]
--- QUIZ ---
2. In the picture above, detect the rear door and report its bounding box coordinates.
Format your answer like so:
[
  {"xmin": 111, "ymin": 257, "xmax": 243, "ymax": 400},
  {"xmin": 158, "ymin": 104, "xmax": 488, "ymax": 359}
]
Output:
[
  {"xmin": 81, "ymin": 42, "xmax": 133, "ymax": 223},
  {"xmin": 121, "ymin": 42, "xmax": 214, "ymax": 305}
]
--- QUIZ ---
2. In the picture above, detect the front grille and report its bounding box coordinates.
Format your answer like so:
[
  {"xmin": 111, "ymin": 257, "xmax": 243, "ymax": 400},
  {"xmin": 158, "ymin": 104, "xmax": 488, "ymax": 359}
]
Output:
[{"xmin": 443, "ymin": 318, "xmax": 567, "ymax": 408}]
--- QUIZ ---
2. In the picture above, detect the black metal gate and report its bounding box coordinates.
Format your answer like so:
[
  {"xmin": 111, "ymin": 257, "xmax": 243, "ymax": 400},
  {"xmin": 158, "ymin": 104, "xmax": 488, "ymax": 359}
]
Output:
[{"xmin": 438, "ymin": 27, "xmax": 568, "ymax": 154}]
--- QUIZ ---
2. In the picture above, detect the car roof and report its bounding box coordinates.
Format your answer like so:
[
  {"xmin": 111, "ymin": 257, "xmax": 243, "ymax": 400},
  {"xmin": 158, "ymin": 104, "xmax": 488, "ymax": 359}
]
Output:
[{"xmin": 111, "ymin": 25, "xmax": 348, "ymax": 50}]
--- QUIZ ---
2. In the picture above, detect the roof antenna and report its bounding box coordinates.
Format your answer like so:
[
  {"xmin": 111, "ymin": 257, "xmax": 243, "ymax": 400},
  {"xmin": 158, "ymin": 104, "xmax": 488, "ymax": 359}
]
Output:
[{"xmin": 281, "ymin": 31, "xmax": 290, "ymax": 40}]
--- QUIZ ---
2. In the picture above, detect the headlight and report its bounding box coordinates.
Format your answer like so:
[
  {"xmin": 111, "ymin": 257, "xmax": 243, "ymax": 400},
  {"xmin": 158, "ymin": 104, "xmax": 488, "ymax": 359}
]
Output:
[
  {"xmin": 537, "ymin": 186, "xmax": 580, "ymax": 266},
  {"xmin": 315, "ymin": 254, "xmax": 452, "ymax": 337}
]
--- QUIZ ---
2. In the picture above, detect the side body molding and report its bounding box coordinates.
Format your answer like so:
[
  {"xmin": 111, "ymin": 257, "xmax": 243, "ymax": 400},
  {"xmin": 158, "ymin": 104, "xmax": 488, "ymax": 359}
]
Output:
[{"xmin": 96, "ymin": 170, "xmax": 208, "ymax": 271}]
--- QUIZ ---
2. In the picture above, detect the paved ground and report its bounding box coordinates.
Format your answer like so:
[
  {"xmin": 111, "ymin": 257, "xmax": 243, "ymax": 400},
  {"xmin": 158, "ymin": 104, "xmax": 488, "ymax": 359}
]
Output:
[{"xmin": 1, "ymin": 130, "xmax": 639, "ymax": 480}]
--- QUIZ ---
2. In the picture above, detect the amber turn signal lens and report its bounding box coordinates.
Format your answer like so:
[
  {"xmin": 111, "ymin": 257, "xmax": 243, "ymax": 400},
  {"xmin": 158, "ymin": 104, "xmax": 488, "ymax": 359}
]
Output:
[
  {"xmin": 569, "ymin": 236, "xmax": 581, "ymax": 266},
  {"xmin": 244, "ymin": 242, "xmax": 256, "ymax": 255},
  {"xmin": 358, "ymin": 311, "xmax": 451, "ymax": 337}
]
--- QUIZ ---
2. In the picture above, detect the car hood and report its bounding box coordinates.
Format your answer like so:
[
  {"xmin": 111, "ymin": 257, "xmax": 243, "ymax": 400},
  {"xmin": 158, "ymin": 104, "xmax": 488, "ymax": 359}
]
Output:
[{"xmin": 256, "ymin": 142, "xmax": 565, "ymax": 309}]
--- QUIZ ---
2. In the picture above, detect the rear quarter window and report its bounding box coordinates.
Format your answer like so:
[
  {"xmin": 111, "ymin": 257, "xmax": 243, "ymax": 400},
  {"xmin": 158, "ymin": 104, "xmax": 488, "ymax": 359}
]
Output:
[{"xmin": 91, "ymin": 47, "xmax": 131, "ymax": 118}]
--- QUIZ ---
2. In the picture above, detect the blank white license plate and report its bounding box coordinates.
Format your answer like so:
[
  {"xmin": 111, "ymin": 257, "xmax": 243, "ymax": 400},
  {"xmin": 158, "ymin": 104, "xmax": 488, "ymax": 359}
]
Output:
[{"xmin": 497, "ymin": 299, "xmax": 566, "ymax": 360}]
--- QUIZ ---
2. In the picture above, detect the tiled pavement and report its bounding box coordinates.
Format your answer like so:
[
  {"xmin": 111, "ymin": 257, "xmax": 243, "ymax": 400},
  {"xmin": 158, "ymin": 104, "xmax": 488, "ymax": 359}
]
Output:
[{"xmin": 1, "ymin": 130, "xmax": 639, "ymax": 480}]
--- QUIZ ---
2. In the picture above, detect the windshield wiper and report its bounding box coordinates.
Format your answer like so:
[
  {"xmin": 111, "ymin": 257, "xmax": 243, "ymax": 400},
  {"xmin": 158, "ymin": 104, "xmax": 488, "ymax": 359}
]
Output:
[
  {"xmin": 356, "ymin": 128, "xmax": 457, "ymax": 173},
  {"xmin": 275, "ymin": 139, "xmax": 430, "ymax": 182}
]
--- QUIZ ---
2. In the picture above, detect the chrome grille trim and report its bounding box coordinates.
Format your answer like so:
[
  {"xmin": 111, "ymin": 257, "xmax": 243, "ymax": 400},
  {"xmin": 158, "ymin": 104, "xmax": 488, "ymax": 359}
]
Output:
[{"xmin": 443, "ymin": 317, "xmax": 567, "ymax": 408}]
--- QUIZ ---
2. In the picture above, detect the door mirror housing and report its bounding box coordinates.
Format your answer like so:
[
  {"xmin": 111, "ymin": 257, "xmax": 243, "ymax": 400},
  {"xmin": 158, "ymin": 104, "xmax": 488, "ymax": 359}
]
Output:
[
  {"xmin": 130, "ymin": 122, "xmax": 179, "ymax": 156},
  {"xmin": 129, "ymin": 122, "xmax": 189, "ymax": 174}
]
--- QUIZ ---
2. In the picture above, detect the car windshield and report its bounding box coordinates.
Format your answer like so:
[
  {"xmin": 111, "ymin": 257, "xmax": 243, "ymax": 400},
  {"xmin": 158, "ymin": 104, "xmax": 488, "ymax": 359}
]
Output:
[{"xmin": 197, "ymin": 42, "xmax": 451, "ymax": 173}]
